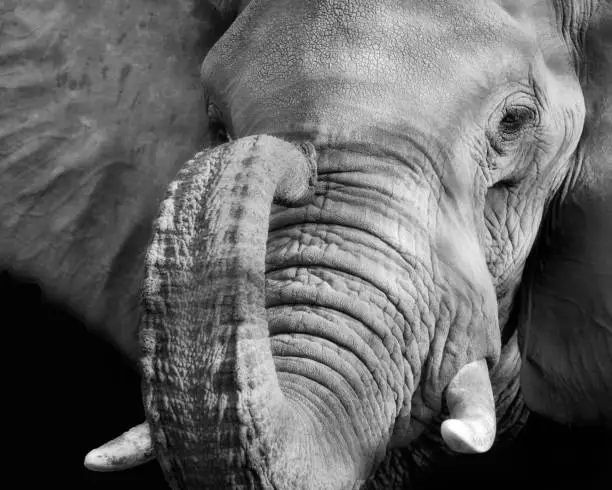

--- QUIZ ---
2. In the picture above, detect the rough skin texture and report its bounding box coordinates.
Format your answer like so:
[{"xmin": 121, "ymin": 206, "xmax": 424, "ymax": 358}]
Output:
[
  {"xmin": 0, "ymin": 0, "xmax": 228, "ymax": 362},
  {"xmin": 1, "ymin": 0, "xmax": 611, "ymax": 489}
]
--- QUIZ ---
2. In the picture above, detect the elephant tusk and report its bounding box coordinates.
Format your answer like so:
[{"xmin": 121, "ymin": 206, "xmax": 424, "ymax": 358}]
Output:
[
  {"xmin": 84, "ymin": 421, "xmax": 154, "ymax": 471},
  {"xmin": 440, "ymin": 359, "xmax": 497, "ymax": 454}
]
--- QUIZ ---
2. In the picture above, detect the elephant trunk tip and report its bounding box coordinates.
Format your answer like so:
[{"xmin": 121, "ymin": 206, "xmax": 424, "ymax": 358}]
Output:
[{"xmin": 273, "ymin": 140, "xmax": 318, "ymax": 207}]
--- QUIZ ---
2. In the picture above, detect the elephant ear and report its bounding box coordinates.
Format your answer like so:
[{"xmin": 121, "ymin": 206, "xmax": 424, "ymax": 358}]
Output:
[
  {"xmin": 518, "ymin": 0, "xmax": 612, "ymax": 425},
  {"xmin": 0, "ymin": 1, "xmax": 237, "ymax": 364}
]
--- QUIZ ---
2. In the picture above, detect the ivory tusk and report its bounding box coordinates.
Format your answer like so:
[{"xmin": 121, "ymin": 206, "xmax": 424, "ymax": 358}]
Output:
[
  {"xmin": 441, "ymin": 359, "xmax": 497, "ymax": 454},
  {"xmin": 84, "ymin": 421, "xmax": 154, "ymax": 471}
]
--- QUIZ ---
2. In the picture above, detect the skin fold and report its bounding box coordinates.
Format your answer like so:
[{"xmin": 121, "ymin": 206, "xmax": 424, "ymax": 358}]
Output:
[{"xmin": 1, "ymin": 0, "xmax": 610, "ymax": 488}]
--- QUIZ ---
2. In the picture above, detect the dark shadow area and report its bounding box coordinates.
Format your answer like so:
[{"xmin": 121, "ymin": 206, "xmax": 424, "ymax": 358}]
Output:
[
  {"xmin": 1, "ymin": 268, "xmax": 609, "ymax": 489},
  {"xmin": 0, "ymin": 269, "xmax": 166, "ymax": 489},
  {"xmin": 413, "ymin": 415, "xmax": 610, "ymax": 490}
]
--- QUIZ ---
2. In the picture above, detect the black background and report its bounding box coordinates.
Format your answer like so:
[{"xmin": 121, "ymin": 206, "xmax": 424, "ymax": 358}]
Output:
[{"xmin": 1, "ymin": 269, "xmax": 608, "ymax": 490}]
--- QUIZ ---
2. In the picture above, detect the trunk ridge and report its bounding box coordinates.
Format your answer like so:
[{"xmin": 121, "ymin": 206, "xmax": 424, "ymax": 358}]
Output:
[{"xmin": 139, "ymin": 135, "xmax": 361, "ymax": 489}]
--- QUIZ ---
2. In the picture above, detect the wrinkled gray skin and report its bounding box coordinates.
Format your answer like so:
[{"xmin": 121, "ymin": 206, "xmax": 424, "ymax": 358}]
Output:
[{"xmin": 2, "ymin": 0, "xmax": 611, "ymax": 489}]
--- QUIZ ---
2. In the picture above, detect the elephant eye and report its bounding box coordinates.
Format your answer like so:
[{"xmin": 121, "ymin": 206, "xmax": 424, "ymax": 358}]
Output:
[
  {"xmin": 498, "ymin": 106, "xmax": 537, "ymax": 137},
  {"xmin": 210, "ymin": 120, "xmax": 230, "ymax": 143},
  {"xmin": 487, "ymin": 102, "xmax": 538, "ymax": 158},
  {"xmin": 207, "ymin": 102, "xmax": 231, "ymax": 144}
]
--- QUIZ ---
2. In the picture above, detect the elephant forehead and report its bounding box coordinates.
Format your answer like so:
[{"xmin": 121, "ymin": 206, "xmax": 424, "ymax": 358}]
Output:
[{"xmin": 206, "ymin": 0, "xmax": 537, "ymax": 133}]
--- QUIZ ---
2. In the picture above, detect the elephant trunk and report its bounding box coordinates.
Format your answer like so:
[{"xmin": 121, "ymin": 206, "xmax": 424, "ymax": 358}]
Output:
[
  {"xmin": 139, "ymin": 135, "xmax": 377, "ymax": 488},
  {"xmin": 85, "ymin": 134, "xmax": 500, "ymax": 487}
]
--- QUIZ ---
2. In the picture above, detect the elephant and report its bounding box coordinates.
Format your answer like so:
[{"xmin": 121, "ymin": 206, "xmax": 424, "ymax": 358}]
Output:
[{"xmin": 1, "ymin": 0, "xmax": 610, "ymax": 489}]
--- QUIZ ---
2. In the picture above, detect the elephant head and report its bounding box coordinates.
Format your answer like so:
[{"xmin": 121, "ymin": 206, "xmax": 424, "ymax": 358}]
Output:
[
  {"xmin": 3, "ymin": 0, "xmax": 609, "ymax": 489},
  {"xmin": 79, "ymin": 0, "xmax": 611, "ymax": 487}
]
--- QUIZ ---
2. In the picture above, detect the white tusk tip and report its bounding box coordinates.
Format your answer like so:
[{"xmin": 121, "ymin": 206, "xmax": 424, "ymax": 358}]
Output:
[
  {"xmin": 83, "ymin": 448, "xmax": 118, "ymax": 472},
  {"xmin": 83, "ymin": 422, "xmax": 154, "ymax": 472},
  {"xmin": 441, "ymin": 418, "xmax": 494, "ymax": 454}
]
